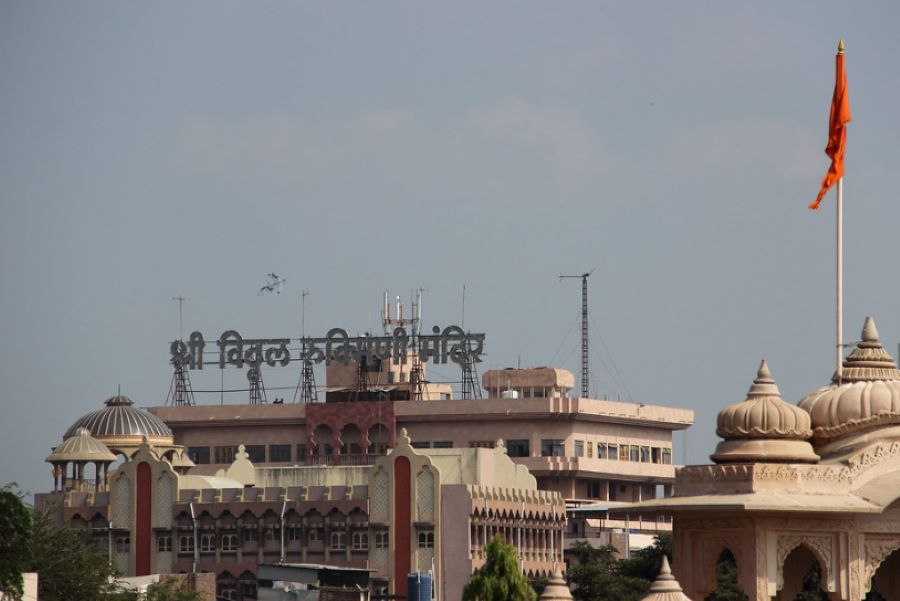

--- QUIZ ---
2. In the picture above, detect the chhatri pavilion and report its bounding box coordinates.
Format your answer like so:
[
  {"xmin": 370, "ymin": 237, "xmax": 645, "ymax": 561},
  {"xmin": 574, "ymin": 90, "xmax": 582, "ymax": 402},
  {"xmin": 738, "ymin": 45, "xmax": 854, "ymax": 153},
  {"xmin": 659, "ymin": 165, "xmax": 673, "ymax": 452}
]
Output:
[{"xmin": 626, "ymin": 316, "xmax": 900, "ymax": 601}]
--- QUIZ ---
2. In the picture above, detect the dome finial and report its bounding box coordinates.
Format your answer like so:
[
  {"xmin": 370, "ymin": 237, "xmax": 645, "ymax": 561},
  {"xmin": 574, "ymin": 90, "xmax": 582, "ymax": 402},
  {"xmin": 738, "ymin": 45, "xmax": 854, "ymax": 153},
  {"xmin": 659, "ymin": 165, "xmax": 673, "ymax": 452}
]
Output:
[
  {"xmin": 862, "ymin": 316, "xmax": 879, "ymax": 342},
  {"xmin": 747, "ymin": 359, "xmax": 779, "ymax": 396}
]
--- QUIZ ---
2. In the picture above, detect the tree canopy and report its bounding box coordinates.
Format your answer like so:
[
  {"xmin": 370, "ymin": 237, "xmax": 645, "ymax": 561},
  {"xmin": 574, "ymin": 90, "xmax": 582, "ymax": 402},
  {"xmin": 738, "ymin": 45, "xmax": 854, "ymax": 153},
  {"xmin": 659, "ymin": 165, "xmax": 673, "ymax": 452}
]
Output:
[
  {"xmin": 0, "ymin": 485, "xmax": 33, "ymax": 601},
  {"xmin": 463, "ymin": 535, "xmax": 537, "ymax": 601},
  {"xmin": 567, "ymin": 540, "xmax": 650, "ymax": 601}
]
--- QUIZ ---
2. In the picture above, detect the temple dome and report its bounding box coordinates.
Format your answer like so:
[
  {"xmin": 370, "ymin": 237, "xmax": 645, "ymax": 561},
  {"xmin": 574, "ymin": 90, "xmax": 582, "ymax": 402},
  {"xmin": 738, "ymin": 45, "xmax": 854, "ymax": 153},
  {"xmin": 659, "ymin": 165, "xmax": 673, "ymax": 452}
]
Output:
[
  {"xmin": 63, "ymin": 394, "xmax": 173, "ymax": 448},
  {"xmin": 46, "ymin": 427, "xmax": 117, "ymax": 463},
  {"xmin": 798, "ymin": 316, "xmax": 900, "ymax": 444},
  {"xmin": 712, "ymin": 361, "xmax": 818, "ymax": 464}
]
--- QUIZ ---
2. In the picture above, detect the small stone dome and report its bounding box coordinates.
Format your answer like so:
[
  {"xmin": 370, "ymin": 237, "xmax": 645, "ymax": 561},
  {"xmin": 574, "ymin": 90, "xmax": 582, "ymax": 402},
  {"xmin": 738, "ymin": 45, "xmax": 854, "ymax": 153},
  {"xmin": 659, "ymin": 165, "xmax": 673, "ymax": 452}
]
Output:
[
  {"xmin": 798, "ymin": 317, "xmax": 900, "ymax": 443},
  {"xmin": 46, "ymin": 427, "xmax": 117, "ymax": 463},
  {"xmin": 539, "ymin": 566, "xmax": 573, "ymax": 601},
  {"xmin": 639, "ymin": 556, "xmax": 693, "ymax": 601},
  {"xmin": 63, "ymin": 394, "xmax": 173, "ymax": 447},
  {"xmin": 712, "ymin": 361, "xmax": 818, "ymax": 464}
]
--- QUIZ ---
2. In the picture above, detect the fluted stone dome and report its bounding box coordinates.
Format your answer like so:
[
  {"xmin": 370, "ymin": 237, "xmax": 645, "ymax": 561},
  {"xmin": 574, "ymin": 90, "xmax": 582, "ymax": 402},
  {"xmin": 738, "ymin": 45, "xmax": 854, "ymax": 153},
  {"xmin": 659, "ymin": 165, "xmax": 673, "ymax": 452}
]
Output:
[
  {"xmin": 798, "ymin": 317, "xmax": 900, "ymax": 444},
  {"xmin": 46, "ymin": 427, "xmax": 117, "ymax": 463},
  {"xmin": 712, "ymin": 361, "xmax": 818, "ymax": 464},
  {"xmin": 639, "ymin": 556, "xmax": 693, "ymax": 601},
  {"xmin": 63, "ymin": 394, "xmax": 173, "ymax": 447}
]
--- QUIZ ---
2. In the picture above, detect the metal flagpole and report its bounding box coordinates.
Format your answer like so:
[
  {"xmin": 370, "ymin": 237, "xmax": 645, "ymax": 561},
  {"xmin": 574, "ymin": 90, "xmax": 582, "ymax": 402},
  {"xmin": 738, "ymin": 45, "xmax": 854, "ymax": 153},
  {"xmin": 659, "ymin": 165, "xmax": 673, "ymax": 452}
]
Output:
[{"xmin": 836, "ymin": 177, "xmax": 843, "ymax": 382}]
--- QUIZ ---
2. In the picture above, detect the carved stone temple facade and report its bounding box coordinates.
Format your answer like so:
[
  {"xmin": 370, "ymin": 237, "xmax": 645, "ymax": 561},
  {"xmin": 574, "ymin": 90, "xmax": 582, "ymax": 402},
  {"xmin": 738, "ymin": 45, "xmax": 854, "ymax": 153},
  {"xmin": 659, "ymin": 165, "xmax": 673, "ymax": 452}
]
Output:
[{"xmin": 627, "ymin": 317, "xmax": 900, "ymax": 601}]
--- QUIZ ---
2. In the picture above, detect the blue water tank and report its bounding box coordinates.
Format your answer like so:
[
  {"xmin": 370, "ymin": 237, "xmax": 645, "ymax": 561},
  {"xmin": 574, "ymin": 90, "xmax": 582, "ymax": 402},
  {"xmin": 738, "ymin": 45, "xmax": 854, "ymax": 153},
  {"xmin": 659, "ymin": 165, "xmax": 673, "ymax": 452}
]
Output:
[{"xmin": 407, "ymin": 572, "xmax": 433, "ymax": 601}]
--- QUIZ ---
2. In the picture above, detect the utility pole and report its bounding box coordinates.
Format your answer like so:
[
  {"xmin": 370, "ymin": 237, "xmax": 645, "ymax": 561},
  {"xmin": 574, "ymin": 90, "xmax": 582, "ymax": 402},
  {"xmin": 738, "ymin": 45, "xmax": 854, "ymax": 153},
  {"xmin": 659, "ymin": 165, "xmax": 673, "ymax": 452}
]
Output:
[{"xmin": 559, "ymin": 271, "xmax": 593, "ymax": 398}]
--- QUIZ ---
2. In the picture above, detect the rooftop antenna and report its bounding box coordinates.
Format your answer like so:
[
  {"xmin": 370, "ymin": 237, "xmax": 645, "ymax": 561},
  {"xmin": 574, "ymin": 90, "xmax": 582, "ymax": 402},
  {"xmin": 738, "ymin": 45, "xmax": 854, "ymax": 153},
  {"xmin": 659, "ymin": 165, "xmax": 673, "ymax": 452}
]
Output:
[
  {"xmin": 172, "ymin": 296, "xmax": 185, "ymax": 340},
  {"xmin": 295, "ymin": 290, "xmax": 318, "ymax": 404},
  {"xmin": 167, "ymin": 296, "xmax": 195, "ymax": 406},
  {"xmin": 410, "ymin": 288, "xmax": 426, "ymax": 401},
  {"xmin": 559, "ymin": 270, "xmax": 594, "ymax": 399},
  {"xmin": 459, "ymin": 284, "xmax": 482, "ymax": 400}
]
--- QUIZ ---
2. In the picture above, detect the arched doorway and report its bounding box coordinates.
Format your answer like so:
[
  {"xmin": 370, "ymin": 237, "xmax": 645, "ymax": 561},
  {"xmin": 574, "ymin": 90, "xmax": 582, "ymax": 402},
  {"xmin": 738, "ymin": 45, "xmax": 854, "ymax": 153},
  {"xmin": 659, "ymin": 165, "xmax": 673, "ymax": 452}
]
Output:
[
  {"xmin": 704, "ymin": 549, "xmax": 748, "ymax": 601},
  {"xmin": 867, "ymin": 547, "xmax": 900, "ymax": 601},
  {"xmin": 778, "ymin": 545, "xmax": 828, "ymax": 601}
]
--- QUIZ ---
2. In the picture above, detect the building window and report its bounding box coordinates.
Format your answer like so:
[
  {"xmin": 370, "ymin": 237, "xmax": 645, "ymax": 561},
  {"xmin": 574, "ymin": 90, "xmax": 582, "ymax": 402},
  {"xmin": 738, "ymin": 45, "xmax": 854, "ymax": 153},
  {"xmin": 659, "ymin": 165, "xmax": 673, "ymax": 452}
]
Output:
[
  {"xmin": 94, "ymin": 537, "xmax": 109, "ymax": 553},
  {"xmin": 215, "ymin": 446, "xmax": 237, "ymax": 464},
  {"xmin": 432, "ymin": 441, "xmax": 452, "ymax": 449},
  {"xmin": 640, "ymin": 446, "xmax": 650, "ymax": 462},
  {"xmin": 375, "ymin": 531, "xmax": 389, "ymax": 549},
  {"xmin": 286, "ymin": 525, "xmax": 301, "ymax": 542},
  {"xmin": 587, "ymin": 480, "xmax": 603, "ymax": 498},
  {"xmin": 417, "ymin": 530, "xmax": 434, "ymax": 549},
  {"xmin": 245, "ymin": 445, "xmax": 266, "ymax": 463},
  {"xmin": 115, "ymin": 536, "xmax": 130, "ymax": 553},
  {"xmin": 597, "ymin": 442, "xmax": 607, "ymax": 459},
  {"xmin": 221, "ymin": 589, "xmax": 237, "ymax": 601},
  {"xmin": 352, "ymin": 531, "xmax": 369, "ymax": 550},
  {"xmin": 619, "ymin": 444, "xmax": 630, "ymax": 461},
  {"xmin": 506, "ymin": 439, "xmax": 530, "ymax": 457},
  {"xmin": 607, "ymin": 443, "xmax": 617, "ymax": 460},
  {"xmin": 221, "ymin": 534, "xmax": 238, "ymax": 552},
  {"xmin": 200, "ymin": 534, "xmax": 216, "ymax": 552},
  {"xmin": 179, "ymin": 536, "xmax": 194, "ymax": 553},
  {"xmin": 187, "ymin": 446, "xmax": 210, "ymax": 465},
  {"xmin": 574, "ymin": 440, "xmax": 584, "ymax": 457},
  {"xmin": 630, "ymin": 446, "xmax": 640, "ymax": 462},
  {"xmin": 265, "ymin": 526, "xmax": 280, "ymax": 542},
  {"xmin": 309, "ymin": 528, "xmax": 323, "ymax": 542},
  {"xmin": 242, "ymin": 526, "xmax": 255, "ymax": 542},
  {"xmin": 411, "ymin": 441, "xmax": 430, "ymax": 449},
  {"xmin": 331, "ymin": 532, "xmax": 347, "ymax": 550},
  {"xmin": 157, "ymin": 536, "xmax": 172, "ymax": 553},
  {"xmin": 587, "ymin": 441, "xmax": 593, "ymax": 458},
  {"xmin": 469, "ymin": 441, "xmax": 495, "ymax": 449},
  {"xmin": 541, "ymin": 440, "xmax": 565, "ymax": 457},
  {"xmin": 269, "ymin": 444, "xmax": 291, "ymax": 462},
  {"xmin": 662, "ymin": 448, "xmax": 672, "ymax": 464},
  {"xmin": 240, "ymin": 582, "xmax": 257, "ymax": 599}
]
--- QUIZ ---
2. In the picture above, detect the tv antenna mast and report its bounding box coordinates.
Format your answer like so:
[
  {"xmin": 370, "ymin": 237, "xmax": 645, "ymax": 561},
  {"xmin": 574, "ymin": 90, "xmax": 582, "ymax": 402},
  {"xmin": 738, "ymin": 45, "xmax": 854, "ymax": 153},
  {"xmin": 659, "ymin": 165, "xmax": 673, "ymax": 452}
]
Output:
[
  {"xmin": 166, "ymin": 296, "xmax": 195, "ymax": 406},
  {"xmin": 559, "ymin": 270, "xmax": 593, "ymax": 399},
  {"xmin": 295, "ymin": 290, "xmax": 318, "ymax": 403}
]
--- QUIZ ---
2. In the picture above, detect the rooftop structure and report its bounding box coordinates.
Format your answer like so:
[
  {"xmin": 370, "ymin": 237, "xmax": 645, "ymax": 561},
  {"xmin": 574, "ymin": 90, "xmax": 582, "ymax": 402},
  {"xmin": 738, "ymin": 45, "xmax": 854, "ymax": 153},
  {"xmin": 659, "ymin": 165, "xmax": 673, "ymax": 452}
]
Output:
[{"xmin": 621, "ymin": 316, "xmax": 900, "ymax": 600}]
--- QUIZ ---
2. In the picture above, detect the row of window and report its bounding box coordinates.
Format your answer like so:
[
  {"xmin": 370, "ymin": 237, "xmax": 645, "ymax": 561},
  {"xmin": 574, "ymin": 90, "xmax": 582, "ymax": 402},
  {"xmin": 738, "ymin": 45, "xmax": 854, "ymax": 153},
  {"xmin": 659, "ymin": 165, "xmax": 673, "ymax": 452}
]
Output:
[
  {"xmin": 189, "ymin": 442, "xmax": 392, "ymax": 465},
  {"xmin": 408, "ymin": 439, "xmax": 672, "ymax": 463},
  {"xmin": 159, "ymin": 531, "xmax": 392, "ymax": 553}
]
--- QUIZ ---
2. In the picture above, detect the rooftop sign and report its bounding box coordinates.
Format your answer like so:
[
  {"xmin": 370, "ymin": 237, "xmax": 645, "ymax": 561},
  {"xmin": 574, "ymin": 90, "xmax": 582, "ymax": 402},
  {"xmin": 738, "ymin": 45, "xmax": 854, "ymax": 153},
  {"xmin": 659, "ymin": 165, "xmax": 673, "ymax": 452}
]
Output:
[{"xmin": 170, "ymin": 326, "xmax": 485, "ymax": 371}]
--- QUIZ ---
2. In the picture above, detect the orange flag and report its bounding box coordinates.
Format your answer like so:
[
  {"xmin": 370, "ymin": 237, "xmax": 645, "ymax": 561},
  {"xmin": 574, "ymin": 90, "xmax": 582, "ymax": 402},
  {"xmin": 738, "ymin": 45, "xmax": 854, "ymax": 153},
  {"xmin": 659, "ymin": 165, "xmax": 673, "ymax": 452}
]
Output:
[{"xmin": 810, "ymin": 41, "xmax": 852, "ymax": 210}]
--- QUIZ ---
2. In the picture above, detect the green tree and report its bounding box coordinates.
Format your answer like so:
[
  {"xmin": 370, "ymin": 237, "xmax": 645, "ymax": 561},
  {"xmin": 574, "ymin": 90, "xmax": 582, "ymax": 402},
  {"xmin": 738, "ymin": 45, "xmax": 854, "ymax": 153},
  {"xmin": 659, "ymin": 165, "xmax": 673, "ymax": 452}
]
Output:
[
  {"xmin": 0, "ymin": 485, "xmax": 33, "ymax": 601},
  {"xmin": 619, "ymin": 533, "xmax": 672, "ymax": 581},
  {"xmin": 27, "ymin": 507, "xmax": 124, "ymax": 601},
  {"xmin": 793, "ymin": 563, "xmax": 828, "ymax": 601},
  {"xmin": 567, "ymin": 541, "xmax": 649, "ymax": 601},
  {"xmin": 144, "ymin": 577, "xmax": 202, "ymax": 601},
  {"xmin": 463, "ymin": 535, "xmax": 537, "ymax": 601},
  {"xmin": 704, "ymin": 549, "xmax": 748, "ymax": 601}
]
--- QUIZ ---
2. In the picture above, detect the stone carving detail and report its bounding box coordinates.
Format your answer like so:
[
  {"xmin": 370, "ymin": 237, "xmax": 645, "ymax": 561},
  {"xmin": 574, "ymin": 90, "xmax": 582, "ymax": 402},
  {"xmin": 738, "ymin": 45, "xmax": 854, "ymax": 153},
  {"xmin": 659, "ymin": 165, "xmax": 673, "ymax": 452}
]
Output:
[
  {"xmin": 847, "ymin": 441, "xmax": 900, "ymax": 477},
  {"xmin": 416, "ymin": 467, "xmax": 435, "ymax": 522},
  {"xmin": 702, "ymin": 536, "xmax": 744, "ymax": 592},
  {"xmin": 776, "ymin": 534, "xmax": 834, "ymax": 592},
  {"xmin": 862, "ymin": 536, "xmax": 900, "ymax": 593},
  {"xmin": 156, "ymin": 474, "xmax": 174, "ymax": 528},
  {"xmin": 112, "ymin": 476, "xmax": 131, "ymax": 529},
  {"xmin": 371, "ymin": 468, "xmax": 389, "ymax": 523}
]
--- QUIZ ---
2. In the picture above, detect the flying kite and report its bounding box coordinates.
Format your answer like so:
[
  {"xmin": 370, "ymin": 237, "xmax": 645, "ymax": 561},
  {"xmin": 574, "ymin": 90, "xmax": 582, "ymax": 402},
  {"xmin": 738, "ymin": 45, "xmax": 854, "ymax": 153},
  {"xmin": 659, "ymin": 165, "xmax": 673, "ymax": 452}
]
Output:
[{"xmin": 259, "ymin": 273, "xmax": 286, "ymax": 295}]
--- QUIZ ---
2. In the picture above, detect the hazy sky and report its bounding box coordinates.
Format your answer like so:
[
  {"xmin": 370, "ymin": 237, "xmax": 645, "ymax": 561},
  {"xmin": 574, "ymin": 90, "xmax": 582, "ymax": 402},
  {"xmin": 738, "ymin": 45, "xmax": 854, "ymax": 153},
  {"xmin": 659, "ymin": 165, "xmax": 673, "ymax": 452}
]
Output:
[{"xmin": 3, "ymin": 2, "xmax": 899, "ymax": 498}]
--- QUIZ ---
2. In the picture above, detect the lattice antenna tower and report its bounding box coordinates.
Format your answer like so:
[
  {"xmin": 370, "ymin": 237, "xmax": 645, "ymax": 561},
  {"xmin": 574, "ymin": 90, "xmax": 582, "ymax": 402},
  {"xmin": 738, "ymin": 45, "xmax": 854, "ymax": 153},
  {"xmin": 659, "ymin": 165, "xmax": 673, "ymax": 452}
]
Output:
[
  {"xmin": 248, "ymin": 367, "xmax": 267, "ymax": 404},
  {"xmin": 166, "ymin": 296, "xmax": 195, "ymax": 406},
  {"xmin": 295, "ymin": 290, "xmax": 318, "ymax": 403},
  {"xmin": 559, "ymin": 270, "xmax": 593, "ymax": 399},
  {"xmin": 458, "ymin": 285, "xmax": 483, "ymax": 399},
  {"xmin": 382, "ymin": 290, "xmax": 426, "ymax": 401}
]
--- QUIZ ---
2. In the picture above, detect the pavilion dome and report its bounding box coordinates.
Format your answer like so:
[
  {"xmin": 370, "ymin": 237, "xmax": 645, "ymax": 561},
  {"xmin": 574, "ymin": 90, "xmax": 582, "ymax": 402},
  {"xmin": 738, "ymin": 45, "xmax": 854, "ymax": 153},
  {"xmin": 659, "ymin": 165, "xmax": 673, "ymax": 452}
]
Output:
[
  {"xmin": 798, "ymin": 316, "xmax": 900, "ymax": 445},
  {"xmin": 63, "ymin": 394, "xmax": 173, "ymax": 448},
  {"xmin": 45, "ymin": 427, "xmax": 117, "ymax": 463},
  {"xmin": 712, "ymin": 361, "xmax": 818, "ymax": 464}
]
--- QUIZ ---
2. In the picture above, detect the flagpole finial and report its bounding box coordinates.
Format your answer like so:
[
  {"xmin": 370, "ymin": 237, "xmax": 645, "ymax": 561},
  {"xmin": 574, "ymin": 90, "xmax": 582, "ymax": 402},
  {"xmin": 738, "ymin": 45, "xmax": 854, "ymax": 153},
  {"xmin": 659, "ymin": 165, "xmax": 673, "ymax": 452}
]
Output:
[{"xmin": 838, "ymin": 39, "xmax": 845, "ymax": 55}]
